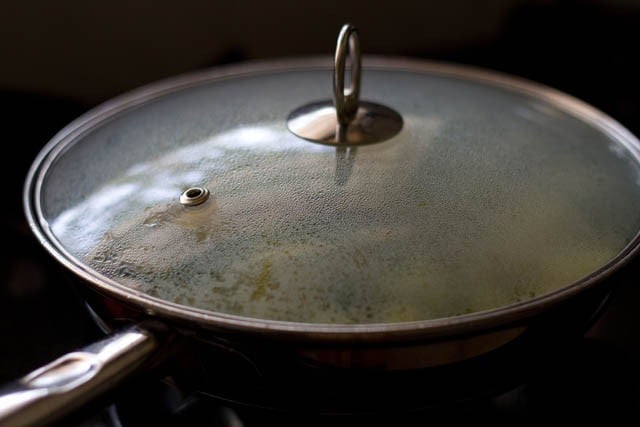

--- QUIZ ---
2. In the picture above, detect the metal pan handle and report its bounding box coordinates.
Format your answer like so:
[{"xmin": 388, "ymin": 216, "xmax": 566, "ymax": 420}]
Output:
[{"xmin": 0, "ymin": 322, "xmax": 163, "ymax": 427}]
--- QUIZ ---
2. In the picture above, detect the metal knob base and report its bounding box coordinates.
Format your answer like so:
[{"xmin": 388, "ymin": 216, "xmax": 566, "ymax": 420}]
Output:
[
  {"xmin": 287, "ymin": 23, "xmax": 403, "ymax": 146},
  {"xmin": 287, "ymin": 100, "xmax": 403, "ymax": 145}
]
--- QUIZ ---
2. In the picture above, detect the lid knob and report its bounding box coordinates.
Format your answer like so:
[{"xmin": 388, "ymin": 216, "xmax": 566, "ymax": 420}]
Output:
[{"xmin": 287, "ymin": 24, "xmax": 403, "ymax": 145}]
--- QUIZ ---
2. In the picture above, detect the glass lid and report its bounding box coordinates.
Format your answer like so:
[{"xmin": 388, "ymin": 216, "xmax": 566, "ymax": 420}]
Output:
[{"xmin": 33, "ymin": 28, "xmax": 640, "ymax": 325}]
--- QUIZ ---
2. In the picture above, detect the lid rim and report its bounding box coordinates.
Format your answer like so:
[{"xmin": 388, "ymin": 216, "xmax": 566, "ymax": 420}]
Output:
[{"xmin": 24, "ymin": 56, "xmax": 640, "ymax": 341}]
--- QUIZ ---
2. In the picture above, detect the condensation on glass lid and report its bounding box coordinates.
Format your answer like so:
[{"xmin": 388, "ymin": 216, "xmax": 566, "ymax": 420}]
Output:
[
  {"xmin": 49, "ymin": 121, "xmax": 640, "ymax": 324},
  {"xmin": 40, "ymin": 67, "xmax": 640, "ymax": 325}
]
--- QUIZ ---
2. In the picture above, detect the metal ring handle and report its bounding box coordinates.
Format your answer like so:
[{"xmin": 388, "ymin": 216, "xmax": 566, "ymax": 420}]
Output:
[{"xmin": 333, "ymin": 24, "xmax": 361, "ymax": 125}]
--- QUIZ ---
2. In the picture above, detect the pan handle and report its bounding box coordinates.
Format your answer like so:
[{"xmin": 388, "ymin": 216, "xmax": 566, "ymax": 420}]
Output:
[{"xmin": 0, "ymin": 322, "xmax": 163, "ymax": 427}]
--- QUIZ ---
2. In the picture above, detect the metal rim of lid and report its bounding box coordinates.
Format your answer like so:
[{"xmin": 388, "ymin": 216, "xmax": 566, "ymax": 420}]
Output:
[{"xmin": 23, "ymin": 56, "xmax": 640, "ymax": 342}]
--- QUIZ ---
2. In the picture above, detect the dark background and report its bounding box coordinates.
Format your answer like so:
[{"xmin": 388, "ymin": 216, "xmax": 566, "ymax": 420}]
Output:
[
  {"xmin": 1, "ymin": 0, "xmax": 640, "ymax": 423},
  {"xmin": 2, "ymin": 0, "xmax": 639, "ymax": 113}
]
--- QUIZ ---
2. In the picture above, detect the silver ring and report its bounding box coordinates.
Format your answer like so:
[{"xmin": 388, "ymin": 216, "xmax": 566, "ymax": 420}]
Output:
[
  {"xmin": 180, "ymin": 186, "xmax": 210, "ymax": 206},
  {"xmin": 333, "ymin": 24, "xmax": 361, "ymax": 126}
]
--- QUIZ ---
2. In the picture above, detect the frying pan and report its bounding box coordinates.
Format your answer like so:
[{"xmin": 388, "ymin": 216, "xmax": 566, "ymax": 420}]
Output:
[{"xmin": 2, "ymin": 25, "xmax": 640, "ymax": 426}]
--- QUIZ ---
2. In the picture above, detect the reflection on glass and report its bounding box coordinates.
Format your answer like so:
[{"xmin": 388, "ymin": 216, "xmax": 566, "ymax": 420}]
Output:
[{"xmin": 334, "ymin": 146, "xmax": 356, "ymax": 186}]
